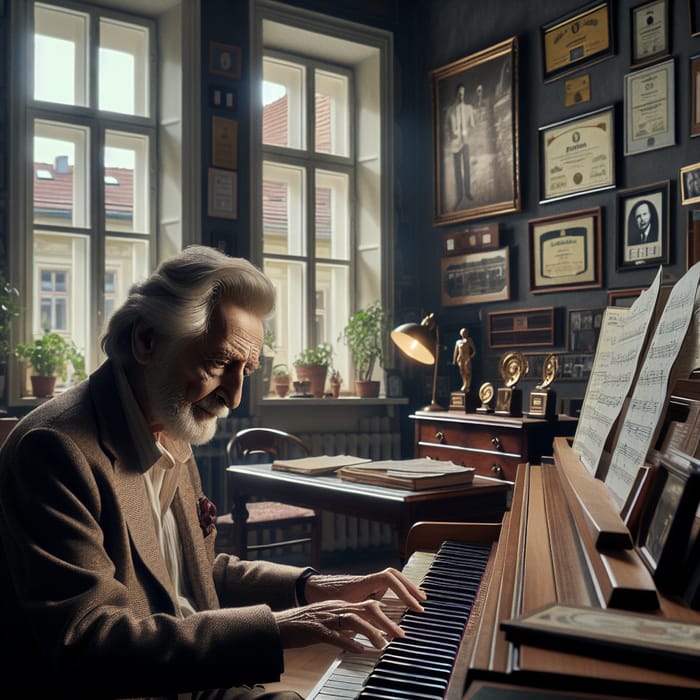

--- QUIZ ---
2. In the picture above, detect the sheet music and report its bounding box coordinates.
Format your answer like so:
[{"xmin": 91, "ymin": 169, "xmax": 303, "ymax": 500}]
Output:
[
  {"xmin": 573, "ymin": 268, "xmax": 662, "ymax": 476},
  {"xmin": 606, "ymin": 262, "xmax": 700, "ymax": 508}
]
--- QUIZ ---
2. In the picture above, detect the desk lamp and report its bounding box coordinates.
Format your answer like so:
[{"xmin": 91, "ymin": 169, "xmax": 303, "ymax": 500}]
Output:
[{"xmin": 390, "ymin": 312, "xmax": 446, "ymax": 412}]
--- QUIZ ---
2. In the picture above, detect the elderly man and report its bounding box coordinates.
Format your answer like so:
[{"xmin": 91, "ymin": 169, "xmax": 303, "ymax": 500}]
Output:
[{"xmin": 0, "ymin": 246, "xmax": 425, "ymax": 699}]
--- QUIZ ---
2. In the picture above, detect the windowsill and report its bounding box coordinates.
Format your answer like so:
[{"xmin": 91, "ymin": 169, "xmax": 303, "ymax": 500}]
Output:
[{"xmin": 260, "ymin": 396, "xmax": 408, "ymax": 407}]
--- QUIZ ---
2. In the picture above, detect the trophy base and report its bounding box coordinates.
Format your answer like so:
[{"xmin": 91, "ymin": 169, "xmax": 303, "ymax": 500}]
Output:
[
  {"xmin": 449, "ymin": 391, "xmax": 467, "ymax": 412},
  {"xmin": 527, "ymin": 390, "xmax": 557, "ymax": 419},
  {"xmin": 495, "ymin": 387, "xmax": 522, "ymax": 417}
]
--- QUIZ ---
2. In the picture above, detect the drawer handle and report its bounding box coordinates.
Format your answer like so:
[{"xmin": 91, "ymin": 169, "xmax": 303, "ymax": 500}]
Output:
[
  {"xmin": 491, "ymin": 464, "xmax": 505, "ymax": 479},
  {"xmin": 491, "ymin": 436, "xmax": 502, "ymax": 450},
  {"xmin": 435, "ymin": 431, "xmax": 446, "ymax": 444}
]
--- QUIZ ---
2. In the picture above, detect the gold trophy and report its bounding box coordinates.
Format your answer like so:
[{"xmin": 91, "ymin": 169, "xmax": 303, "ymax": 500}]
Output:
[
  {"xmin": 495, "ymin": 351, "xmax": 528, "ymax": 417},
  {"xmin": 476, "ymin": 381, "xmax": 495, "ymax": 413},
  {"xmin": 527, "ymin": 353, "xmax": 558, "ymax": 419}
]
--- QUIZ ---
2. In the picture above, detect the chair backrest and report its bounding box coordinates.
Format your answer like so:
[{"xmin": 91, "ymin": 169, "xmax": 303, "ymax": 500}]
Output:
[{"xmin": 226, "ymin": 427, "xmax": 311, "ymax": 464}]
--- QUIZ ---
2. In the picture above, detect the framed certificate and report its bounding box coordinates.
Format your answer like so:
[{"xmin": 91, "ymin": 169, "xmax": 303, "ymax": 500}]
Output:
[
  {"xmin": 630, "ymin": 0, "xmax": 670, "ymax": 67},
  {"xmin": 624, "ymin": 59, "xmax": 675, "ymax": 155},
  {"xmin": 539, "ymin": 106, "xmax": 615, "ymax": 203},
  {"xmin": 616, "ymin": 181, "xmax": 670, "ymax": 270},
  {"xmin": 528, "ymin": 207, "xmax": 602, "ymax": 294},
  {"xmin": 541, "ymin": 1, "xmax": 613, "ymax": 82},
  {"xmin": 691, "ymin": 54, "xmax": 700, "ymax": 138}
]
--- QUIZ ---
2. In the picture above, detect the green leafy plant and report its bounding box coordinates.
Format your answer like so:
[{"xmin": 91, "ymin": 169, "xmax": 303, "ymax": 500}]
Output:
[
  {"xmin": 293, "ymin": 343, "xmax": 333, "ymax": 367},
  {"xmin": 0, "ymin": 273, "xmax": 21, "ymax": 360},
  {"xmin": 272, "ymin": 363, "xmax": 290, "ymax": 377},
  {"xmin": 338, "ymin": 301, "xmax": 387, "ymax": 381},
  {"xmin": 263, "ymin": 328, "xmax": 277, "ymax": 356},
  {"xmin": 15, "ymin": 332, "xmax": 86, "ymax": 381}
]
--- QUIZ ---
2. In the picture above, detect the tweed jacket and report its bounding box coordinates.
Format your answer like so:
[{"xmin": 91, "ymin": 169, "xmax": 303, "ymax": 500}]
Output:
[{"xmin": 0, "ymin": 361, "xmax": 306, "ymax": 699}]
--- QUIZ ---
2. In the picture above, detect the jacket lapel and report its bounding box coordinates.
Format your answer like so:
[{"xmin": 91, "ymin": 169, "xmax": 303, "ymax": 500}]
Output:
[{"xmin": 89, "ymin": 363, "xmax": 178, "ymax": 608}]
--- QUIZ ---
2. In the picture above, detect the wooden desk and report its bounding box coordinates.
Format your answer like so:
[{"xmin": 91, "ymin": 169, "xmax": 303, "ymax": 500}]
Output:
[{"xmin": 225, "ymin": 464, "xmax": 512, "ymax": 560}]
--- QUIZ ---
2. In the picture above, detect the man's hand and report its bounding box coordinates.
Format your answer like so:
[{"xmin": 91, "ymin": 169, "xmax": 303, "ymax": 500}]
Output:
[
  {"xmin": 274, "ymin": 598, "xmax": 404, "ymax": 652},
  {"xmin": 303, "ymin": 568, "xmax": 426, "ymax": 612}
]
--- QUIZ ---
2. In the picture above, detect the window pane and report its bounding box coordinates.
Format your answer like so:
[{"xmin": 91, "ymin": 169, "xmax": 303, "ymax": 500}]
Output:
[
  {"xmin": 315, "ymin": 169, "xmax": 349, "ymax": 259},
  {"xmin": 316, "ymin": 263, "xmax": 350, "ymax": 379},
  {"xmin": 262, "ymin": 162, "xmax": 306, "ymax": 256},
  {"xmin": 105, "ymin": 131, "xmax": 150, "ymax": 234},
  {"xmin": 34, "ymin": 119, "xmax": 90, "ymax": 228},
  {"xmin": 34, "ymin": 3, "xmax": 89, "ymax": 107},
  {"xmin": 263, "ymin": 57, "xmax": 305, "ymax": 149},
  {"xmin": 33, "ymin": 231, "xmax": 91, "ymax": 368},
  {"xmin": 99, "ymin": 17, "xmax": 150, "ymax": 117},
  {"xmin": 315, "ymin": 69, "xmax": 349, "ymax": 157},
  {"xmin": 104, "ymin": 237, "xmax": 150, "ymax": 328},
  {"xmin": 262, "ymin": 258, "xmax": 306, "ymax": 371}
]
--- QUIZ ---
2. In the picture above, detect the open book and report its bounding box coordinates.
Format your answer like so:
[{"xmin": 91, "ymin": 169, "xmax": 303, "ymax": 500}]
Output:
[
  {"xmin": 337, "ymin": 458, "xmax": 476, "ymax": 490},
  {"xmin": 271, "ymin": 454, "xmax": 371, "ymax": 475}
]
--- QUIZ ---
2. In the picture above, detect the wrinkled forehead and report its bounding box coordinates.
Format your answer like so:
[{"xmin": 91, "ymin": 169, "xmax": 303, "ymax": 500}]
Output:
[
  {"xmin": 227, "ymin": 323, "xmax": 263, "ymax": 366},
  {"xmin": 209, "ymin": 301, "xmax": 265, "ymax": 366}
]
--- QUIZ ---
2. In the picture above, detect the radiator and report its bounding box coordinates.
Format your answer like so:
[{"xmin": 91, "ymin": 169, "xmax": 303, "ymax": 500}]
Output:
[{"xmin": 193, "ymin": 415, "xmax": 400, "ymax": 553}]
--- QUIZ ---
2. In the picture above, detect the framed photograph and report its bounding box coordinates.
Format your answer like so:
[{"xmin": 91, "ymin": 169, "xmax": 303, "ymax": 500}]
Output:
[
  {"xmin": 208, "ymin": 42, "xmax": 241, "ymax": 79},
  {"xmin": 691, "ymin": 55, "xmax": 700, "ymax": 138},
  {"xmin": 630, "ymin": 0, "xmax": 670, "ymax": 68},
  {"xmin": 688, "ymin": 210, "xmax": 700, "ymax": 270},
  {"xmin": 617, "ymin": 180, "xmax": 670, "ymax": 269},
  {"xmin": 539, "ymin": 106, "xmax": 615, "ymax": 203},
  {"xmin": 541, "ymin": 1, "xmax": 613, "ymax": 83},
  {"xmin": 211, "ymin": 116, "xmax": 238, "ymax": 170},
  {"xmin": 624, "ymin": 59, "xmax": 675, "ymax": 155},
  {"xmin": 440, "ymin": 247, "xmax": 510, "ymax": 307},
  {"xmin": 691, "ymin": 0, "xmax": 700, "ymax": 36},
  {"xmin": 528, "ymin": 207, "xmax": 602, "ymax": 294},
  {"xmin": 443, "ymin": 223, "xmax": 499, "ymax": 256},
  {"xmin": 431, "ymin": 37, "xmax": 520, "ymax": 226},
  {"xmin": 207, "ymin": 168, "xmax": 237, "ymax": 219},
  {"xmin": 681, "ymin": 162, "xmax": 700, "ymax": 205},
  {"xmin": 638, "ymin": 449, "xmax": 700, "ymax": 595},
  {"xmin": 568, "ymin": 308, "xmax": 604, "ymax": 353}
]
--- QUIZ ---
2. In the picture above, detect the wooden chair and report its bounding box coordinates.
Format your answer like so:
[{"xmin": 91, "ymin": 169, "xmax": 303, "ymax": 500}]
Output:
[{"xmin": 216, "ymin": 427, "xmax": 321, "ymax": 568}]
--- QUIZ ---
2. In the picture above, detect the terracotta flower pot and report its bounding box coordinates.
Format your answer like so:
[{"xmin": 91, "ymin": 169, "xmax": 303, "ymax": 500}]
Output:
[
  {"xmin": 295, "ymin": 364, "xmax": 328, "ymax": 398},
  {"xmin": 30, "ymin": 375, "xmax": 57, "ymax": 398},
  {"xmin": 355, "ymin": 379, "xmax": 380, "ymax": 398}
]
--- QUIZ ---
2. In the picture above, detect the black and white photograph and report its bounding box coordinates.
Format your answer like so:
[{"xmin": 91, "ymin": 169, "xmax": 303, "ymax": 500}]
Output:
[
  {"xmin": 568, "ymin": 308, "xmax": 604, "ymax": 353},
  {"xmin": 681, "ymin": 162, "xmax": 700, "ymax": 204},
  {"xmin": 440, "ymin": 247, "xmax": 510, "ymax": 307},
  {"xmin": 431, "ymin": 37, "xmax": 520, "ymax": 225},
  {"xmin": 617, "ymin": 181, "xmax": 670, "ymax": 269}
]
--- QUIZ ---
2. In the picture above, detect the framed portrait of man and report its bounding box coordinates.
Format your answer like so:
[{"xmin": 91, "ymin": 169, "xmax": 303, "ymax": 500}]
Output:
[
  {"xmin": 616, "ymin": 181, "xmax": 670, "ymax": 269},
  {"xmin": 431, "ymin": 37, "xmax": 520, "ymax": 226}
]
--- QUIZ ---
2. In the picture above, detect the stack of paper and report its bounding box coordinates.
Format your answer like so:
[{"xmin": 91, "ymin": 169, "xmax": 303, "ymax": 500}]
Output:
[
  {"xmin": 337, "ymin": 458, "xmax": 475, "ymax": 490},
  {"xmin": 271, "ymin": 454, "xmax": 371, "ymax": 475}
]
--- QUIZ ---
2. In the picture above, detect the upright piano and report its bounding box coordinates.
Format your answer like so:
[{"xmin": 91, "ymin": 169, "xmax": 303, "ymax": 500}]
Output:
[{"xmin": 308, "ymin": 438, "xmax": 700, "ymax": 699}]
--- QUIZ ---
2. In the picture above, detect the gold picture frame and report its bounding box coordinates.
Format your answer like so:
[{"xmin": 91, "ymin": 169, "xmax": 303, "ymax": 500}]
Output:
[{"xmin": 431, "ymin": 37, "xmax": 520, "ymax": 226}]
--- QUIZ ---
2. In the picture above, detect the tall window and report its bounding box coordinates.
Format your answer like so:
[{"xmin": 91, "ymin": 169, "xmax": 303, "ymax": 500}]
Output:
[
  {"xmin": 261, "ymin": 53, "xmax": 352, "ymax": 379},
  {"xmin": 254, "ymin": 2, "xmax": 393, "ymax": 396},
  {"xmin": 25, "ymin": 1, "xmax": 155, "ymax": 387}
]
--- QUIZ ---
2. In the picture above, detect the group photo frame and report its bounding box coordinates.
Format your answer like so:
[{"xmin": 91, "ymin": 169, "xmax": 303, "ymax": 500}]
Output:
[
  {"xmin": 528, "ymin": 207, "xmax": 603, "ymax": 294},
  {"xmin": 539, "ymin": 106, "xmax": 616, "ymax": 203},
  {"xmin": 616, "ymin": 180, "xmax": 670, "ymax": 269},
  {"xmin": 441, "ymin": 246, "xmax": 510, "ymax": 307},
  {"xmin": 431, "ymin": 37, "xmax": 520, "ymax": 226}
]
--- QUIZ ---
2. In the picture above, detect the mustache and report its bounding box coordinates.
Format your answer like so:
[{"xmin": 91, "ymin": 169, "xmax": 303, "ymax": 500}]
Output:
[{"xmin": 194, "ymin": 393, "xmax": 229, "ymax": 418}]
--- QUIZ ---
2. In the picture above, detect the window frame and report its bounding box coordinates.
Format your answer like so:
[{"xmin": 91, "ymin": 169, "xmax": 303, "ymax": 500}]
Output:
[{"xmin": 251, "ymin": 0, "xmax": 395, "ymax": 403}]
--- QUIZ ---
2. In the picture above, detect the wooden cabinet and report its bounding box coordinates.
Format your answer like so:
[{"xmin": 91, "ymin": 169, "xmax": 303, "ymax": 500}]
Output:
[{"xmin": 411, "ymin": 411, "xmax": 576, "ymax": 481}]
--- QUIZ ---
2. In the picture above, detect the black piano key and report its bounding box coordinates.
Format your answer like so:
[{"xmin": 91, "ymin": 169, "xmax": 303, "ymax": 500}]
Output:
[{"xmin": 365, "ymin": 670, "xmax": 447, "ymax": 694}]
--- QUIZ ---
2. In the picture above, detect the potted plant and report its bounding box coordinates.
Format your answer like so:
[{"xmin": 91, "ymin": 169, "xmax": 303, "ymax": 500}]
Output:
[
  {"xmin": 293, "ymin": 343, "xmax": 333, "ymax": 398},
  {"xmin": 15, "ymin": 331, "xmax": 86, "ymax": 398},
  {"xmin": 339, "ymin": 300, "xmax": 387, "ymax": 398},
  {"xmin": 271, "ymin": 363, "xmax": 291, "ymax": 398},
  {"xmin": 0, "ymin": 273, "xmax": 21, "ymax": 403}
]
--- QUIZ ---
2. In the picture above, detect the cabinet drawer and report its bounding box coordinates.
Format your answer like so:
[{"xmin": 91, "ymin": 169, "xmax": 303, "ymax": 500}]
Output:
[
  {"xmin": 416, "ymin": 443, "xmax": 518, "ymax": 481},
  {"xmin": 415, "ymin": 420, "xmax": 524, "ymax": 457}
]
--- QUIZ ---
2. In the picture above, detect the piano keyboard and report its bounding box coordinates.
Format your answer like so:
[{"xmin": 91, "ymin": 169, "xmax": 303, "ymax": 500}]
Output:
[{"xmin": 308, "ymin": 540, "xmax": 492, "ymax": 700}]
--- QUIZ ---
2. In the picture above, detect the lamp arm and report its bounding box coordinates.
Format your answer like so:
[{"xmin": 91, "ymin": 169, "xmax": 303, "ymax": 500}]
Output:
[{"xmin": 430, "ymin": 324, "xmax": 440, "ymax": 407}]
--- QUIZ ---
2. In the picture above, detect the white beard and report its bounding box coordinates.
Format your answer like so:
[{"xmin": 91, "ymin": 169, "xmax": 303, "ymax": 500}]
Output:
[{"xmin": 144, "ymin": 350, "xmax": 229, "ymax": 445}]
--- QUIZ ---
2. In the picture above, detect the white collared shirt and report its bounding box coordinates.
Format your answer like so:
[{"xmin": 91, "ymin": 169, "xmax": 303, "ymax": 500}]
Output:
[{"xmin": 114, "ymin": 366, "xmax": 197, "ymax": 617}]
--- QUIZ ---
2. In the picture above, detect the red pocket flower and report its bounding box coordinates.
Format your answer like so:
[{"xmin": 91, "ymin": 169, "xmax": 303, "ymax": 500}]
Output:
[{"xmin": 197, "ymin": 495, "xmax": 217, "ymax": 536}]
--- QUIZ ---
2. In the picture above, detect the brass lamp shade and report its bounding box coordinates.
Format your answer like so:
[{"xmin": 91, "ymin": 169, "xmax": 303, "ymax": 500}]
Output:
[{"xmin": 390, "ymin": 313, "xmax": 445, "ymax": 412}]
